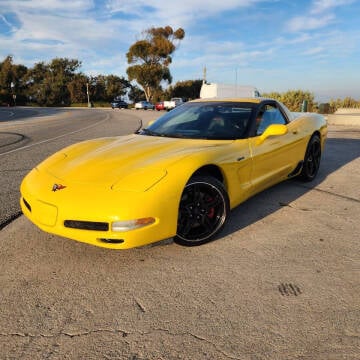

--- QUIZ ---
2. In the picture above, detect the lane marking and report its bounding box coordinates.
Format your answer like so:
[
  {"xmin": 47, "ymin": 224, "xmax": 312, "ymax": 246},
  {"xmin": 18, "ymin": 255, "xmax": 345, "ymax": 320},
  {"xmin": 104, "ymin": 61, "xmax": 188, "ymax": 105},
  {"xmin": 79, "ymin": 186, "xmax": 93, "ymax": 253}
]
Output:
[
  {"xmin": 0, "ymin": 110, "xmax": 15, "ymax": 119},
  {"xmin": 0, "ymin": 113, "xmax": 110, "ymax": 156}
]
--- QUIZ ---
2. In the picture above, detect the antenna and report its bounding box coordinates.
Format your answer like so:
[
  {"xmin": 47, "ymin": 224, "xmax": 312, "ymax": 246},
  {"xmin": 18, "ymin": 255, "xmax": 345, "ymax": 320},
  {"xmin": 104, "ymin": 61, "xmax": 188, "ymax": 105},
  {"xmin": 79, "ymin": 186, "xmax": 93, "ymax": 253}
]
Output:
[
  {"xmin": 203, "ymin": 66, "xmax": 207, "ymax": 84},
  {"xmin": 235, "ymin": 68, "xmax": 238, "ymax": 96}
]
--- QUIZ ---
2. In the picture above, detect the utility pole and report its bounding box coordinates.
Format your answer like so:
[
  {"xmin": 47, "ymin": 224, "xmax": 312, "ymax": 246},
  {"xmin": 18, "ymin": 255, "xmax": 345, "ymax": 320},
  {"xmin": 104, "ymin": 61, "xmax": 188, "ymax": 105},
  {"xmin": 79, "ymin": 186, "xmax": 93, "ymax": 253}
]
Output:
[
  {"xmin": 235, "ymin": 68, "xmax": 238, "ymax": 97},
  {"xmin": 10, "ymin": 82, "xmax": 16, "ymax": 106},
  {"xmin": 203, "ymin": 66, "xmax": 207, "ymax": 84},
  {"xmin": 86, "ymin": 82, "xmax": 90, "ymax": 107}
]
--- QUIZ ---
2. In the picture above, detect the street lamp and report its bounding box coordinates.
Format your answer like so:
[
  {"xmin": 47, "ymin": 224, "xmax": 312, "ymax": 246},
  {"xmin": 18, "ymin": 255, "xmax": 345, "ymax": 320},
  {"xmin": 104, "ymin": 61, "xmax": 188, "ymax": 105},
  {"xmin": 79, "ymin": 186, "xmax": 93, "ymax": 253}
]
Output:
[
  {"xmin": 86, "ymin": 82, "xmax": 90, "ymax": 107},
  {"xmin": 10, "ymin": 82, "xmax": 16, "ymax": 106}
]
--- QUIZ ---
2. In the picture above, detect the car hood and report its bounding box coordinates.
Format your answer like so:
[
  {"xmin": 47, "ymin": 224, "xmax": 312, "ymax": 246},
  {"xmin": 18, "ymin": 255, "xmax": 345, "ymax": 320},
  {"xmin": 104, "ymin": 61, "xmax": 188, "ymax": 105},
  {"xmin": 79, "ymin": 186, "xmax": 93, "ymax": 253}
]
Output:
[{"xmin": 39, "ymin": 134, "xmax": 231, "ymax": 191}]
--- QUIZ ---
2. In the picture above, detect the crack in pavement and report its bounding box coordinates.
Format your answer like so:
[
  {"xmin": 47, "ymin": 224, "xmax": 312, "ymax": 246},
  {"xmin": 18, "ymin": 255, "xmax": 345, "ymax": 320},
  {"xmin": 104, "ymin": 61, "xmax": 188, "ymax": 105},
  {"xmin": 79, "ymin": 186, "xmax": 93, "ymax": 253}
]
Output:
[
  {"xmin": 0, "ymin": 327, "xmax": 243, "ymax": 360},
  {"xmin": 0, "ymin": 328, "xmax": 128, "ymax": 339},
  {"xmin": 295, "ymin": 183, "xmax": 360, "ymax": 203}
]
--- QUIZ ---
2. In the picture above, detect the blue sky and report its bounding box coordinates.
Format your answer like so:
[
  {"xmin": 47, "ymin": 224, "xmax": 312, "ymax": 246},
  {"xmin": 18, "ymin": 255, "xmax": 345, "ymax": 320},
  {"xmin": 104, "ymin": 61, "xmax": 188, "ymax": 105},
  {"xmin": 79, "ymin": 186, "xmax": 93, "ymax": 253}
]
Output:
[{"xmin": 0, "ymin": 0, "xmax": 359, "ymax": 101}]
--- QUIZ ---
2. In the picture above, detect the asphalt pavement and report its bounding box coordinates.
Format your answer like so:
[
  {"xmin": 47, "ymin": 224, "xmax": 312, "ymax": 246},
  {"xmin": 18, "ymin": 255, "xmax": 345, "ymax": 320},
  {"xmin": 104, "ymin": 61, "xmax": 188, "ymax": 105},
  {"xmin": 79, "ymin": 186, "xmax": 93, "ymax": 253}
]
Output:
[{"xmin": 0, "ymin": 108, "xmax": 359, "ymax": 360}]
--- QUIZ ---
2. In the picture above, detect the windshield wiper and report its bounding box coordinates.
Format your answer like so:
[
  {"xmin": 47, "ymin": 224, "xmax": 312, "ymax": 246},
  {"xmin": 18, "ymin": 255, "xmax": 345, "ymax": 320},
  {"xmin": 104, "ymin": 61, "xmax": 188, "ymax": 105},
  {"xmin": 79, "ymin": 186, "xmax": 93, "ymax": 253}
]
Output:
[
  {"xmin": 139, "ymin": 128, "xmax": 162, "ymax": 137},
  {"xmin": 134, "ymin": 119, "xmax": 143, "ymax": 133},
  {"xmin": 205, "ymin": 135, "xmax": 237, "ymax": 140}
]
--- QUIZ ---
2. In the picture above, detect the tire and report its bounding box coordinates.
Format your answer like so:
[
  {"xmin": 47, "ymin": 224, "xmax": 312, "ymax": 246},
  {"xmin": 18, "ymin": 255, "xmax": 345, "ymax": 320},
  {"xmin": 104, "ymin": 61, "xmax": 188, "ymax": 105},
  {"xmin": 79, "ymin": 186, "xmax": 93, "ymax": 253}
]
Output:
[
  {"xmin": 299, "ymin": 134, "xmax": 321, "ymax": 182},
  {"xmin": 174, "ymin": 175, "xmax": 230, "ymax": 246}
]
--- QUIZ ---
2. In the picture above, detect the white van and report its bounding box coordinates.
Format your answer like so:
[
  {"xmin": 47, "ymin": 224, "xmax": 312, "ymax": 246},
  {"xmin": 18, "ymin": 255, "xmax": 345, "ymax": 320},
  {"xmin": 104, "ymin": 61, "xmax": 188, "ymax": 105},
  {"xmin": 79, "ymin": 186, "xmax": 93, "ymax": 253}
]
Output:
[{"xmin": 200, "ymin": 83, "xmax": 261, "ymax": 99}]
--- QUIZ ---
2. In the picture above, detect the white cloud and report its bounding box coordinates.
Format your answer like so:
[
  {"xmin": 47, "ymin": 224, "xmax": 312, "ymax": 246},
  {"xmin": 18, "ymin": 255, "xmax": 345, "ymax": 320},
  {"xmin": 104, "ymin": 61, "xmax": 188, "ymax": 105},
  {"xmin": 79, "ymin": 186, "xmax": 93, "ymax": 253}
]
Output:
[
  {"xmin": 105, "ymin": 0, "xmax": 262, "ymax": 29},
  {"xmin": 286, "ymin": 14, "xmax": 334, "ymax": 32},
  {"xmin": 0, "ymin": 8, "xmax": 132, "ymax": 62},
  {"xmin": 0, "ymin": 0, "xmax": 95, "ymax": 15},
  {"xmin": 286, "ymin": 0, "xmax": 356, "ymax": 32},
  {"xmin": 310, "ymin": 0, "xmax": 355, "ymax": 14},
  {"xmin": 302, "ymin": 46, "xmax": 325, "ymax": 56}
]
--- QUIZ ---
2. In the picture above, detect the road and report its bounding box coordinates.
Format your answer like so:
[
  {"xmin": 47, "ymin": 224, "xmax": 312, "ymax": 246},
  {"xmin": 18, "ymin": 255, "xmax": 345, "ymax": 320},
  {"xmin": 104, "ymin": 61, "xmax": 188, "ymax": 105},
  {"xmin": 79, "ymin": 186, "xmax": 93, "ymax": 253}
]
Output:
[
  {"xmin": 0, "ymin": 107, "xmax": 154, "ymax": 229},
  {"xmin": 0, "ymin": 107, "xmax": 359, "ymax": 359}
]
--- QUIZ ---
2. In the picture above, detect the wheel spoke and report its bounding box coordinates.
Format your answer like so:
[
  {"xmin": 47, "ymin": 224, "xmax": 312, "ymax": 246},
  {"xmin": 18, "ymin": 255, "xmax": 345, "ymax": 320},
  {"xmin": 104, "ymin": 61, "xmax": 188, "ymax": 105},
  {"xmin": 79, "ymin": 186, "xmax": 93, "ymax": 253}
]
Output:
[
  {"xmin": 299, "ymin": 136, "xmax": 321, "ymax": 182},
  {"xmin": 314, "ymin": 147, "xmax": 321, "ymax": 167},
  {"xmin": 202, "ymin": 214, "xmax": 215, "ymax": 231},
  {"xmin": 308, "ymin": 156, "xmax": 314, "ymax": 174},
  {"xmin": 311, "ymin": 144, "xmax": 320, "ymax": 172},
  {"xmin": 192, "ymin": 184, "xmax": 203, "ymax": 203},
  {"xmin": 180, "ymin": 217, "xmax": 196, "ymax": 236},
  {"xmin": 176, "ymin": 179, "xmax": 227, "ymax": 243},
  {"xmin": 313, "ymin": 155, "xmax": 319, "ymax": 170}
]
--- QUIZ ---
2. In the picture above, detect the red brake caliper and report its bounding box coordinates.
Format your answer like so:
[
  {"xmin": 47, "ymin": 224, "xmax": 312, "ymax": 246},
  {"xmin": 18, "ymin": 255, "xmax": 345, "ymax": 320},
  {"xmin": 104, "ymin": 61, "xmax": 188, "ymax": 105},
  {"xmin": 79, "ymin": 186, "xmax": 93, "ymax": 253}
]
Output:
[{"xmin": 207, "ymin": 196, "xmax": 215, "ymax": 218}]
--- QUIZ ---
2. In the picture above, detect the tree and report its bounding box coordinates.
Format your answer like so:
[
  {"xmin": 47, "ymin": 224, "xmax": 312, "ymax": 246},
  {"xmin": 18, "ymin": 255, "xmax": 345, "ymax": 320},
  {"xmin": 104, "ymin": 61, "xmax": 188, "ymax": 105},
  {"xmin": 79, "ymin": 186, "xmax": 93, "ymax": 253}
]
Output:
[
  {"xmin": 25, "ymin": 62, "xmax": 49, "ymax": 105},
  {"xmin": 128, "ymin": 84, "xmax": 145, "ymax": 103},
  {"xmin": 0, "ymin": 56, "xmax": 13, "ymax": 104},
  {"xmin": 67, "ymin": 73, "xmax": 88, "ymax": 104},
  {"xmin": 103, "ymin": 75, "xmax": 131, "ymax": 102},
  {"xmin": 0, "ymin": 55, "xmax": 28, "ymax": 105},
  {"xmin": 26, "ymin": 58, "xmax": 82, "ymax": 106},
  {"xmin": 166, "ymin": 79, "xmax": 203, "ymax": 100},
  {"xmin": 126, "ymin": 26, "xmax": 185, "ymax": 102},
  {"xmin": 47, "ymin": 58, "xmax": 82, "ymax": 105},
  {"xmin": 0, "ymin": 56, "xmax": 14, "ymax": 91}
]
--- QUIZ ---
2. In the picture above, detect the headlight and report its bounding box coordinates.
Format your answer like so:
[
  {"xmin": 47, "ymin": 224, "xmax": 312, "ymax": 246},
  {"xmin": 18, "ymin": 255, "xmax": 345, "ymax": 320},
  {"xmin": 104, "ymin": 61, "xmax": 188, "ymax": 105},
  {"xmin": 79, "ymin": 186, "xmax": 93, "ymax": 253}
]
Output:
[{"xmin": 111, "ymin": 217, "xmax": 155, "ymax": 232}]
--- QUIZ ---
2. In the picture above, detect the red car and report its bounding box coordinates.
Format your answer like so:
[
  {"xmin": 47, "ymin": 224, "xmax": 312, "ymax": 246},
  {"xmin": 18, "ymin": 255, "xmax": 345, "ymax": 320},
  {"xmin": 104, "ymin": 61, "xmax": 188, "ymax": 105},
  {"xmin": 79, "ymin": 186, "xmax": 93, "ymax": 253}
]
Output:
[{"xmin": 155, "ymin": 101, "xmax": 165, "ymax": 111}]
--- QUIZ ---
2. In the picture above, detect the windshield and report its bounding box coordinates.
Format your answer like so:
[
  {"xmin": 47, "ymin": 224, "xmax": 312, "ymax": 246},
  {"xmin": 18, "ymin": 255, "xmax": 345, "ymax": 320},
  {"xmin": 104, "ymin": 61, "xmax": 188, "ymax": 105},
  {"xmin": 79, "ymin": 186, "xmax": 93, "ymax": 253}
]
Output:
[{"xmin": 139, "ymin": 102, "xmax": 255, "ymax": 140}]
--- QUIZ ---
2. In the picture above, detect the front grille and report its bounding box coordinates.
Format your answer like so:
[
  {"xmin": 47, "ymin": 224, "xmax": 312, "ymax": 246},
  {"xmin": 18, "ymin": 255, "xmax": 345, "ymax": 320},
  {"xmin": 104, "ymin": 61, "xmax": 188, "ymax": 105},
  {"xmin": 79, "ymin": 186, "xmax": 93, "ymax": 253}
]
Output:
[
  {"xmin": 64, "ymin": 220, "xmax": 109, "ymax": 231},
  {"xmin": 23, "ymin": 198, "xmax": 32, "ymax": 212}
]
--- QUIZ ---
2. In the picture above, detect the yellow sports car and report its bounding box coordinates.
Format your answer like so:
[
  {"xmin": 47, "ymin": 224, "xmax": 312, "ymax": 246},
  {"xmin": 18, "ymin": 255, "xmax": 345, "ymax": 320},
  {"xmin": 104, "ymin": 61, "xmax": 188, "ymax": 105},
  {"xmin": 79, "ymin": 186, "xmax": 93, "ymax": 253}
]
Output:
[{"xmin": 20, "ymin": 98, "xmax": 327, "ymax": 249}]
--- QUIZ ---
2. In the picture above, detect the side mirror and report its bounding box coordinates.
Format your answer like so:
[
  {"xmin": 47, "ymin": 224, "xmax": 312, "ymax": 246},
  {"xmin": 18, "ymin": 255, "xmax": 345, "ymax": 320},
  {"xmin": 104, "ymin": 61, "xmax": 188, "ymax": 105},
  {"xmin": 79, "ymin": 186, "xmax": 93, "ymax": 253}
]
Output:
[{"xmin": 258, "ymin": 124, "xmax": 288, "ymax": 143}]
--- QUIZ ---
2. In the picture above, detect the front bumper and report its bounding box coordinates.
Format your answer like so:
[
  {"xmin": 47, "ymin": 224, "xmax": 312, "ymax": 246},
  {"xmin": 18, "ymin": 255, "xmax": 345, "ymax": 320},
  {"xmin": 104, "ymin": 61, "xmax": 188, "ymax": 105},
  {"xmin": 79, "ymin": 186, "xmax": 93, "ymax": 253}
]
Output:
[{"xmin": 20, "ymin": 168, "xmax": 179, "ymax": 249}]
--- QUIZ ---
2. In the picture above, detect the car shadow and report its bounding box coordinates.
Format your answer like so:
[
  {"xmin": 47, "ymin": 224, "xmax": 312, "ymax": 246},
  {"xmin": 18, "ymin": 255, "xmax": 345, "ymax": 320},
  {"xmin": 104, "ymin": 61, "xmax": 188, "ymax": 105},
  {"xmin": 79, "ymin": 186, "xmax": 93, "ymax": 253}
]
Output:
[{"xmin": 220, "ymin": 137, "xmax": 360, "ymax": 237}]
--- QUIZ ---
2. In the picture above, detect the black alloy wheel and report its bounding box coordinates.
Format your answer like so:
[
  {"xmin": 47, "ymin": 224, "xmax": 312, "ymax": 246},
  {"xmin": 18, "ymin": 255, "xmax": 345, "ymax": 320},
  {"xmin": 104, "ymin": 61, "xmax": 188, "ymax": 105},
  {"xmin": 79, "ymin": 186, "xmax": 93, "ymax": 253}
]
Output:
[
  {"xmin": 299, "ymin": 134, "xmax": 321, "ymax": 182},
  {"xmin": 174, "ymin": 176, "xmax": 229, "ymax": 246}
]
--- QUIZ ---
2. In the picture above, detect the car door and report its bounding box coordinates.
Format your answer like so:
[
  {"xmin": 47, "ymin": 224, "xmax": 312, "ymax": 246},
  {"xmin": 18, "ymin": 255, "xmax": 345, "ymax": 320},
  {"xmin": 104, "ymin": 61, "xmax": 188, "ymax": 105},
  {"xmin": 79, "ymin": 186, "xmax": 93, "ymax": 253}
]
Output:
[{"xmin": 248, "ymin": 101, "xmax": 303, "ymax": 193}]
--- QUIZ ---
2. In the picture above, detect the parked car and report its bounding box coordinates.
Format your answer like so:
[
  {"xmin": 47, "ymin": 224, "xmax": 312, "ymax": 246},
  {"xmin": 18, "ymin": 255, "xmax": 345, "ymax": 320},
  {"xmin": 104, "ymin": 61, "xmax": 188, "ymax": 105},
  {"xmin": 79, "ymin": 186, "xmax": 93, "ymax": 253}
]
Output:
[
  {"xmin": 135, "ymin": 101, "xmax": 155, "ymax": 110},
  {"xmin": 155, "ymin": 101, "xmax": 165, "ymax": 111},
  {"xmin": 163, "ymin": 97, "xmax": 184, "ymax": 111},
  {"xmin": 20, "ymin": 97, "xmax": 327, "ymax": 249},
  {"xmin": 111, "ymin": 100, "xmax": 128, "ymax": 109}
]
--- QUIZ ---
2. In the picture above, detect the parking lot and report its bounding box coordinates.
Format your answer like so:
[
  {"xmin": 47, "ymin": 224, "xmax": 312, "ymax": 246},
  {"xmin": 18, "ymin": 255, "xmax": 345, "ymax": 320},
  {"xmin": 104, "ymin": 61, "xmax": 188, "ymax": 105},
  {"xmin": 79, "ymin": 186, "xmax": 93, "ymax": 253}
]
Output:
[{"xmin": 0, "ymin": 109, "xmax": 359, "ymax": 359}]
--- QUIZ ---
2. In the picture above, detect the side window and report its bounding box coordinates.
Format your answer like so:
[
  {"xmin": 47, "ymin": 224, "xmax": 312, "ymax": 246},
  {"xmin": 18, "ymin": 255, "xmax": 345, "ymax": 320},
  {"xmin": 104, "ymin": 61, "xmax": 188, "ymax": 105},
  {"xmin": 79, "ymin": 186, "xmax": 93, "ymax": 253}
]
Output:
[{"xmin": 256, "ymin": 104, "xmax": 286, "ymax": 135}]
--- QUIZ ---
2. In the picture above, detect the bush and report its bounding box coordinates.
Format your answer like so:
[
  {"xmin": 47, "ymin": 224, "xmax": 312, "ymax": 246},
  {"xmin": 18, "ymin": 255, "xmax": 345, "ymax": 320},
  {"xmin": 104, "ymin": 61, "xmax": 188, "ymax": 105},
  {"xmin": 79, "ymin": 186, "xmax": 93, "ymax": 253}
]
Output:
[{"xmin": 262, "ymin": 90, "xmax": 315, "ymax": 112}]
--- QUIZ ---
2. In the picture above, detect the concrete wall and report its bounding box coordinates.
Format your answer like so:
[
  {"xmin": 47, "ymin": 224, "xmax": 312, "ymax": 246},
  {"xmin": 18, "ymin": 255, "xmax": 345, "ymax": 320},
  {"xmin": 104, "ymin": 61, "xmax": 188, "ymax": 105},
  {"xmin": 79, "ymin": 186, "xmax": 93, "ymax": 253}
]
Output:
[
  {"xmin": 326, "ymin": 114, "xmax": 360, "ymax": 125},
  {"xmin": 334, "ymin": 108, "xmax": 360, "ymax": 115}
]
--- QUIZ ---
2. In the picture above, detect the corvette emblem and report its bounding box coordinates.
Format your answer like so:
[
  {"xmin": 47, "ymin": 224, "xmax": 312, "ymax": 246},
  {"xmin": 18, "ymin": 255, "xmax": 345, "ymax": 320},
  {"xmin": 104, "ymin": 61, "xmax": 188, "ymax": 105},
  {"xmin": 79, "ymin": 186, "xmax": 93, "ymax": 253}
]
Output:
[{"xmin": 52, "ymin": 184, "xmax": 66, "ymax": 192}]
